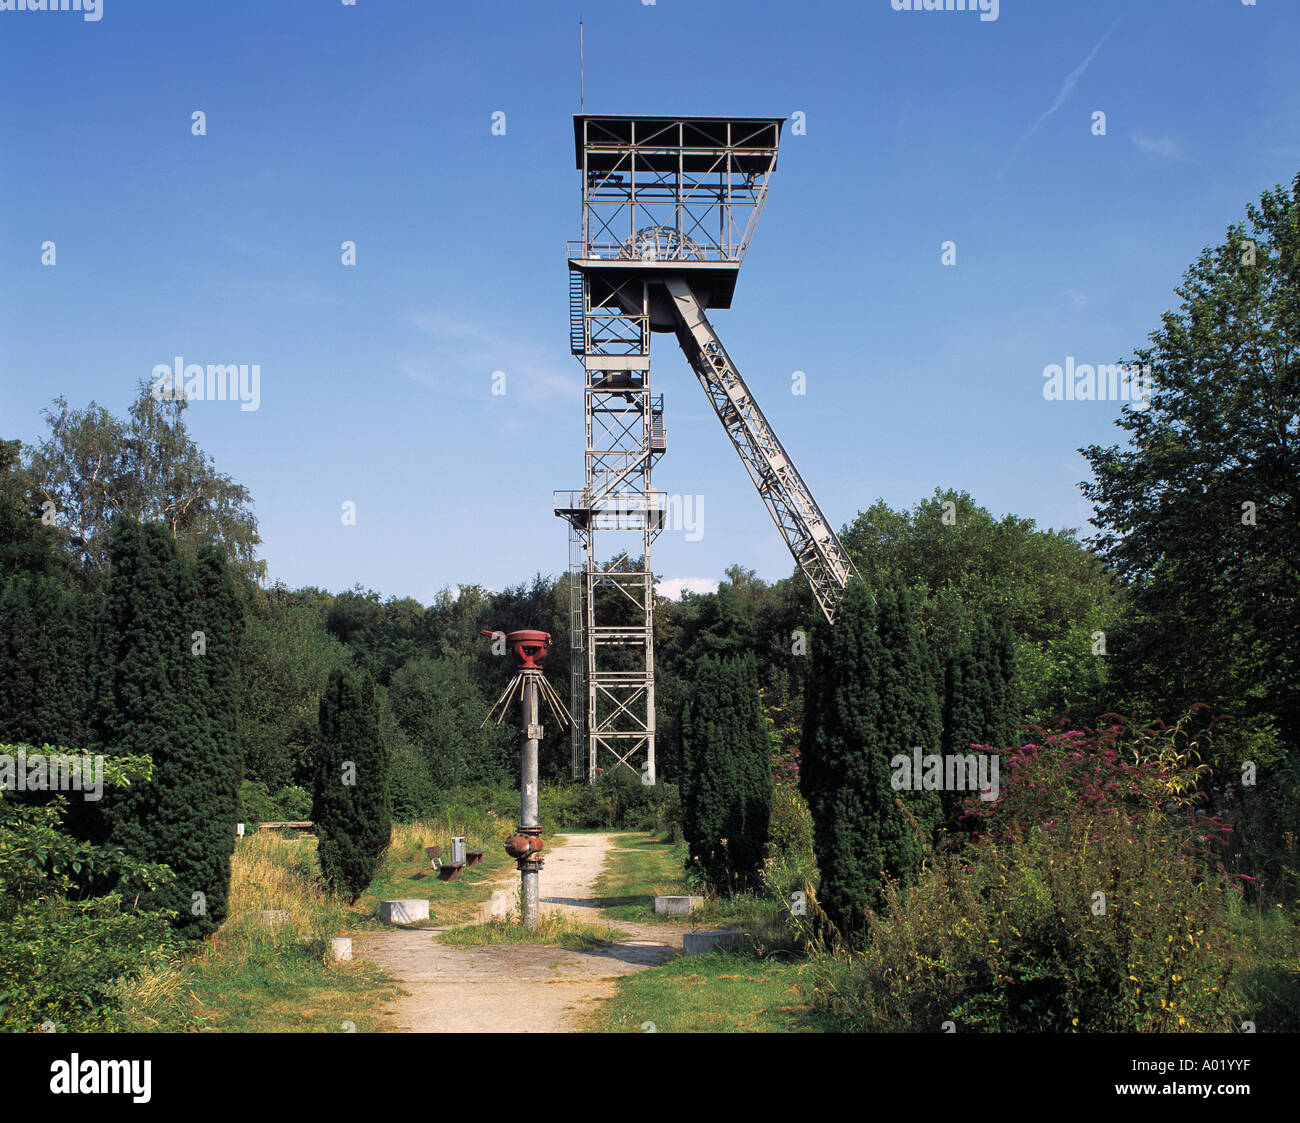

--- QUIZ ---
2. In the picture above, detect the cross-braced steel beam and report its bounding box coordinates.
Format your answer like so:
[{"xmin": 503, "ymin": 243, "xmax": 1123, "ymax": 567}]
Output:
[{"xmin": 664, "ymin": 278, "xmax": 859, "ymax": 624}]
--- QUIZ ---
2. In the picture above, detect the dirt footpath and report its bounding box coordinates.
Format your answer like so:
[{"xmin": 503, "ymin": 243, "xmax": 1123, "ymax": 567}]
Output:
[{"xmin": 353, "ymin": 832, "xmax": 685, "ymax": 1032}]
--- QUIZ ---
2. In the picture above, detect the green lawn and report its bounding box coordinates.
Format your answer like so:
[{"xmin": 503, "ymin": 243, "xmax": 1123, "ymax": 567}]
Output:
[
  {"xmin": 591, "ymin": 832, "xmax": 692, "ymax": 921},
  {"xmin": 580, "ymin": 831, "xmax": 822, "ymax": 1032},
  {"xmin": 584, "ymin": 947, "xmax": 826, "ymax": 1033},
  {"xmin": 592, "ymin": 831, "xmax": 784, "ymax": 929}
]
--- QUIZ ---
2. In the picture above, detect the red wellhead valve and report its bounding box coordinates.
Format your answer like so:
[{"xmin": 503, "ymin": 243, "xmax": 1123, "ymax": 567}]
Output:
[{"xmin": 480, "ymin": 628, "xmax": 552, "ymax": 670}]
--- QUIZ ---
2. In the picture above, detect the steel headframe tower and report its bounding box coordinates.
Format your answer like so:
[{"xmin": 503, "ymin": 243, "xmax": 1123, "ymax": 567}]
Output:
[{"xmin": 556, "ymin": 115, "xmax": 859, "ymax": 784}]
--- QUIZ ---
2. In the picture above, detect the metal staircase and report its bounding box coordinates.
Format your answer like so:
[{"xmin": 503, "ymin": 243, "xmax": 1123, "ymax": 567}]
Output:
[{"xmin": 569, "ymin": 269, "xmax": 587, "ymax": 355}]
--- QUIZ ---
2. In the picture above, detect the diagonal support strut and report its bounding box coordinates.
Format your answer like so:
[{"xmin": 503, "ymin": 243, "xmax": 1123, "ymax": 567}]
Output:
[{"xmin": 664, "ymin": 277, "xmax": 860, "ymax": 624}]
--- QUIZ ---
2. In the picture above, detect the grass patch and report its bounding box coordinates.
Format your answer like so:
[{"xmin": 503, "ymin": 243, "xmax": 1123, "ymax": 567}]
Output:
[
  {"xmin": 112, "ymin": 812, "xmax": 520, "ymax": 1031},
  {"xmin": 585, "ymin": 948, "xmax": 826, "ymax": 1033},
  {"xmin": 356, "ymin": 819, "xmax": 519, "ymax": 929},
  {"xmin": 591, "ymin": 832, "xmax": 690, "ymax": 921},
  {"xmin": 592, "ymin": 832, "xmax": 784, "ymax": 929},
  {"xmin": 440, "ymin": 909, "xmax": 623, "ymax": 950},
  {"xmin": 110, "ymin": 830, "xmax": 404, "ymax": 1032},
  {"xmin": 110, "ymin": 921, "xmax": 402, "ymax": 1033}
]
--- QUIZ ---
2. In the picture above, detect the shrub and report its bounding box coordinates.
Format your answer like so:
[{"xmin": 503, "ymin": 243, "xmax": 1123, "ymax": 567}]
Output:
[
  {"xmin": 813, "ymin": 715, "xmax": 1254, "ymax": 1031},
  {"xmin": 535, "ymin": 773, "xmax": 681, "ymax": 834},
  {"xmin": 680, "ymin": 653, "xmax": 772, "ymax": 892},
  {"xmin": 387, "ymin": 733, "xmax": 437, "ymax": 823},
  {"xmin": 92, "ymin": 521, "xmax": 243, "ymax": 938},
  {"xmin": 1218, "ymin": 752, "xmax": 1300, "ymax": 905},
  {"xmin": 814, "ymin": 809, "xmax": 1240, "ymax": 1032},
  {"xmin": 237, "ymin": 779, "xmax": 278, "ymax": 825},
  {"xmin": 0, "ymin": 758, "xmax": 180, "ymax": 1031},
  {"xmin": 801, "ymin": 581, "xmax": 942, "ymax": 939},
  {"xmin": 761, "ymin": 783, "xmax": 817, "ymax": 911},
  {"xmin": 274, "ymin": 784, "xmax": 313, "ymax": 822},
  {"xmin": 312, "ymin": 667, "xmax": 391, "ymax": 901}
]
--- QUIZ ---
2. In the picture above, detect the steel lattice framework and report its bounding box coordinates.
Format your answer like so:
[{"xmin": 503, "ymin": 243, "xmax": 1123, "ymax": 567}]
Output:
[{"xmin": 556, "ymin": 115, "xmax": 858, "ymax": 783}]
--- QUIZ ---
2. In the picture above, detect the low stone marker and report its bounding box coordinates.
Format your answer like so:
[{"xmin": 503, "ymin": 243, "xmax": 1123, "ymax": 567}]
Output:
[
  {"xmin": 331, "ymin": 937, "xmax": 353, "ymax": 962},
  {"xmin": 378, "ymin": 898, "xmax": 430, "ymax": 925},
  {"xmin": 654, "ymin": 895, "xmax": 704, "ymax": 916},
  {"xmin": 682, "ymin": 928, "xmax": 742, "ymax": 955},
  {"xmin": 475, "ymin": 890, "xmax": 511, "ymax": 923}
]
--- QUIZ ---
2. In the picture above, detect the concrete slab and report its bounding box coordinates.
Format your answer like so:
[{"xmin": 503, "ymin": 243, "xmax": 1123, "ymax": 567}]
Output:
[
  {"xmin": 654, "ymin": 895, "xmax": 704, "ymax": 916},
  {"xmin": 379, "ymin": 899, "xmax": 430, "ymax": 925},
  {"xmin": 682, "ymin": 928, "xmax": 743, "ymax": 955}
]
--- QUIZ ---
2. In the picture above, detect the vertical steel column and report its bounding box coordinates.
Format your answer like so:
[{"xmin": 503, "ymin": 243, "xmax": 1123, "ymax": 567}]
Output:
[{"xmin": 519, "ymin": 671, "xmax": 540, "ymax": 929}]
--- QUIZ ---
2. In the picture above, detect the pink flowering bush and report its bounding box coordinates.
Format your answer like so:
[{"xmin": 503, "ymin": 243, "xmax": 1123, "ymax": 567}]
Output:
[{"xmin": 811, "ymin": 712, "xmax": 1247, "ymax": 1031}]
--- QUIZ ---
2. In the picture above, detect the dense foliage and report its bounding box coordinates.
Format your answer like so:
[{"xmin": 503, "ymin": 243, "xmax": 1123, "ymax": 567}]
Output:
[
  {"xmin": 91, "ymin": 517, "xmax": 243, "ymax": 938},
  {"xmin": 814, "ymin": 722, "xmax": 1243, "ymax": 1031},
  {"xmin": 800, "ymin": 581, "xmax": 941, "ymax": 938},
  {"xmin": 680, "ymin": 653, "xmax": 772, "ymax": 892},
  {"xmin": 0, "ymin": 753, "xmax": 178, "ymax": 1031},
  {"xmin": 1082, "ymin": 176, "xmax": 1300, "ymax": 755},
  {"xmin": 312, "ymin": 667, "xmax": 391, "ymax": 902}
]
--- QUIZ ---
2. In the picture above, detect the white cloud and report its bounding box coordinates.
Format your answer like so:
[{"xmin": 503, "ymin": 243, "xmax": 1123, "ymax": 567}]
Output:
[
  {"xmin": 998, "ymin": 15, "xmax": 1124, "ymax": 180},
  {"xmin": 403, "ymin": 310, "xmax": 581, "ymax": 413},
  {"xmin": 1131, "ymin": 133, "xmax": 1182, "ymax": 160},
  {"xmin": 656, "ymin": 576, "xmax": 719, "ymax": 600}
]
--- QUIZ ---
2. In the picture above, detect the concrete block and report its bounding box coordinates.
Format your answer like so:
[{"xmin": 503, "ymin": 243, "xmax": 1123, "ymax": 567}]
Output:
[
  {"xmin": 330, "ymin": 937, "xmax": 353, "ymax": 962},
  {"xmin": 654, "ymin": 895, "xmax": 704, "ymax": 916},
  {"xmin": 378, "ymin": 898, "xmax": 430, "ymax": 925},
  {"xmin": 476, "ymin": 890, "xmax": 511, "ymax": 922},
  {"xmin": 682, "ymin": 928, "xmax": 742, "ymax": 955}
]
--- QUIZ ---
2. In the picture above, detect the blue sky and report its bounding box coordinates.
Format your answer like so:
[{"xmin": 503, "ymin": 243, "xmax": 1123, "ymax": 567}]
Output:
[{"xmin": 2, "ymin": 0, "xmax": 1297, "ymax": 604}]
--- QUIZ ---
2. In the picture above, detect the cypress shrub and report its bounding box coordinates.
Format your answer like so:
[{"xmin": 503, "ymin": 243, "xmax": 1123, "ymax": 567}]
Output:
[
  {"xmin": 0, "ymin": 573, "xmax": 94, "ymax": 749},
  {"xmin": 91, "ymin": 517, "xmax": 242, "ymax": 938},
  {"xmin": 313, "ymin": 666, "xmax": 391, "ymax": 901},
  {"xmin": 680, "ymin": 652, "xmax": 771, "ymax": 892},
  {"xmin": 800, "ymin": 581, "xmax": 941, "ymax": 939},
  {"xmin": 941, "ymin": 615, "xmax": 1019, "ymax": 819}
]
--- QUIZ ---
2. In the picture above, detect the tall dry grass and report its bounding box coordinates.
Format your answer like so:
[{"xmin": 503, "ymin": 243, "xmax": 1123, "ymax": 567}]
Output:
[{"xmin": 225, "ymin": 832, "xmax": 353, "ymax": 941}]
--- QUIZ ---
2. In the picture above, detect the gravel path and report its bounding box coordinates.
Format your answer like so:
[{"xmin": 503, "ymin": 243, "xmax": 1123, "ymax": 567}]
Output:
[{"xmin": 353, "ymin": 832, "xmax": 686, "ymax": 1032}]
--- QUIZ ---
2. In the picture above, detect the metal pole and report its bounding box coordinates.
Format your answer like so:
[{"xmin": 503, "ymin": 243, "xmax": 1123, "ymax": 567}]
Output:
[{"xmin": 520, "ymin": 671, "xmax": 541, "ymax": 929}]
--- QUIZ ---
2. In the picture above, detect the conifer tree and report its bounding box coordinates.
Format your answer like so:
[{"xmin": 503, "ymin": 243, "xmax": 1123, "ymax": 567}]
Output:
[
  {"xmin": 0, "ymin": 574, "xmax": 93, "ymax": 748},
  {"xmin": 313, "ymin": 666, "xmax": 391, "ymax": 901},
  {"xmin": 90, "ymin": 517, "xmax": 243, "ymax": 937},
  {"xmin": 183, "ymin": 543, "xmax": 245, "ymax": 931},
  {"xmin": 801, "ymin": 581, "xmax": 941, "ymax": 938},
  {"xmin": 943, "ymin": 618, "xmax": 1019, "ymax": 761},
  {"xmin": 680, "ymin": 652, "xmax": 772, "ymax": 892}
]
